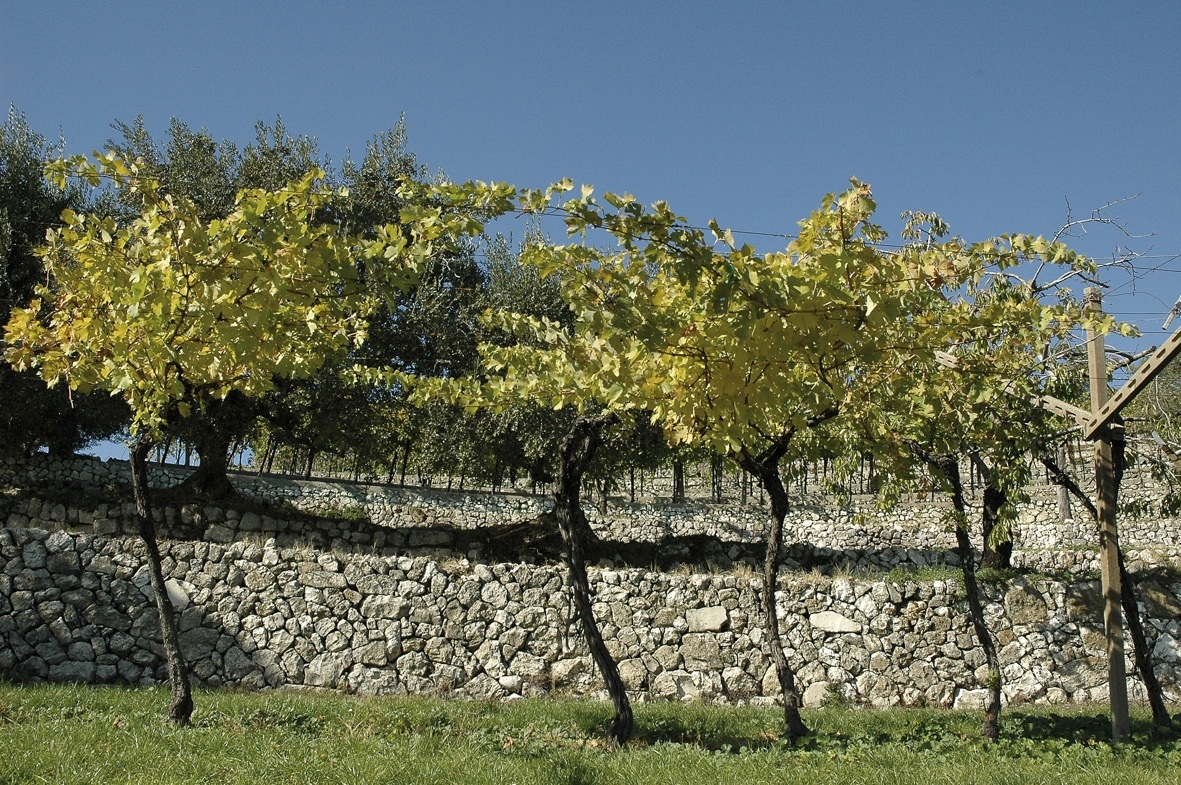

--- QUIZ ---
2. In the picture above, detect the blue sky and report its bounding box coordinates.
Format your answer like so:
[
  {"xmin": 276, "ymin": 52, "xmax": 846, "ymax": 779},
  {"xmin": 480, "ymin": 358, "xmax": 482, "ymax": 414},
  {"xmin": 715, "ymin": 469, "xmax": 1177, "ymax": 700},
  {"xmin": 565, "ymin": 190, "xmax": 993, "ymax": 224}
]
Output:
[{"xmin": 3, "ymin": 2, "xmax": 1179, "ymax": 346}]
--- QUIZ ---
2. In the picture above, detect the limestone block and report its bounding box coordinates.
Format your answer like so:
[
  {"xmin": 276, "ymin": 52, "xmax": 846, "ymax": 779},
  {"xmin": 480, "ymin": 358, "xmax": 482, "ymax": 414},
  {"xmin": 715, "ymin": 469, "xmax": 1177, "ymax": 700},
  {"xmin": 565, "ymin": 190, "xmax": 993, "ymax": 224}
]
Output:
[
  {"xmin": 509, "ymin": 651, "xmax": 547, "ymax": 680},
  {"xmin": 223, "ymin": 646, "xmax": 257, "ymax": 681},
  {"xmin": 1142, "ymin": 583, "xmax": 1181, "ymax": 619},
  {"xmin": 550, "ymin": 657, "xmax": 587, "ymax": 687},
  {"xmin": 952, "ymin": 687, "xmax": 991, "ymax": 710},
  {"xmin": 360, "ymin": 594, "xmax": 409, "ymax": 620},
  {"xmin": 165, "ymin": 579, "xmax": 191, "ymax": 611},
  {"xmin": 686, "ymin": 606, "xmax": 729, "ymax": 633},
  {"xmin": 1004, "ymin": 582, "xmax": 1048, "ymax": 625},
  {"xmin": 802, "ymin": 680, "xmax": 831, "ymax": 707},
  {"xmin": 868, "ymin": 651, "xmax": 890, "ymax": 672},
  {"xmin": 809, "ymin": 611, "xmax": 861, "ymax": 633},
  {"xmin": 299, "ymin": 571, "xmax": 347, "ymax": 589},
  {"xmin": 681, "ymin": 633, "xmax": 723, "ymax": 671},
  {"xmin": 46, "ymin": 551, "xmax": 81, "ymax": 575},
  {"xmin": 1153, "ymin": 633, "xmax": 1181, "ymax": 663},
  {"xmin": 1066, "ymin": 582, "xmax": 1103, "ymax": 623},
  {"xmin": 49, "ymin": 660, "xmax": 96, "ymax": 683},
  {"xmin": 617, "ymin": 658, "xmax": 648, "ymax": 689},
  {"xmin": 305, "ymin": 652, "xmax": 351, "ymax": 687},
  {"xmin": 481, "ymin": 582, "xmax": 509, "ymax": 609},
  {"xmin": 1004, "ymin": 671, "xmax": 1046, "ymax": 702},
  {"xmin": 205, "ymin": 524, "xmax": 234, "ymax": 543},
  {"xmin": 653, "ymin": 607, "xmax": 679, "ymax": 627},
  {"xmin": 22, "ymin": 541, "xmax": 47, "ymax": 570},
  {"xmin": 652, "ymin": 670, "xmax": 700, "ymax": 701}
]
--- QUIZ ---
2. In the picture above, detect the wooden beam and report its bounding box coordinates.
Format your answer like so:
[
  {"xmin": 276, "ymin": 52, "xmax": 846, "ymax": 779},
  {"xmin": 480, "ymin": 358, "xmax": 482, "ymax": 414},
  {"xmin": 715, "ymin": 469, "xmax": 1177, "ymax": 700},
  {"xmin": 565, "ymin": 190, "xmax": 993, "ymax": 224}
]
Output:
[
  {"xmin": 1034, "ymin": 395, "xmax": 1092, "ymax": 427},
  {"xmin": 933, "ymin": 351, "xmax": 1091, "ymax": 425},
  {"xmin": 1084, "ymin": 324, "xmax": 1181, "ymax": 439},
  {"xmin": 1085, "ymin": 287, "xmax": 1130, "ymax": 743}
]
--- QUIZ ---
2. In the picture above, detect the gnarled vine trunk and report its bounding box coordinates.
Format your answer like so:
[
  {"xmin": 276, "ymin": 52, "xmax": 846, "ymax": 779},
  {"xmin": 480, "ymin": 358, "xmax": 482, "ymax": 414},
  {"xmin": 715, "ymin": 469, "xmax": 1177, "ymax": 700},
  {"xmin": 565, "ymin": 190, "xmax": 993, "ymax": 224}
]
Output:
[
  {"xmin": 739, "ymin": 455, "xmax": 808, "ymax": 741},
  {"xmin": 130, "ymin": 437, "xmax": 193, "ymax": 725},
  {"xmin": 979, "ymin": 483, "xmax": 1013, "ymax": 569},
  {"xmin": 1040, "ymin": 450, "xmax": 1172, "ymax": 733},
  {"xmin": 551, "ymin": 413, "xmax": 633, "ymax": 746},
  {"xmin": 970, "ymin": 456, "xmax": 1013, "ymax": 569},
  {"xmin": 929, "ymin": 452, "xmax": 1002, "ymax": 741}
]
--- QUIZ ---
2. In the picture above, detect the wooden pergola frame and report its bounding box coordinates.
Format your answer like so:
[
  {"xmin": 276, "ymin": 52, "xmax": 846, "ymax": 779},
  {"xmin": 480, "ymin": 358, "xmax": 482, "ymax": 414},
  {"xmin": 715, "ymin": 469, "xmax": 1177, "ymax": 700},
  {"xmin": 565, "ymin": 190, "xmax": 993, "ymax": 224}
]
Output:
[{"xmin": 938, "ymin": 286, "xmax": 1181, "ymax": 742}]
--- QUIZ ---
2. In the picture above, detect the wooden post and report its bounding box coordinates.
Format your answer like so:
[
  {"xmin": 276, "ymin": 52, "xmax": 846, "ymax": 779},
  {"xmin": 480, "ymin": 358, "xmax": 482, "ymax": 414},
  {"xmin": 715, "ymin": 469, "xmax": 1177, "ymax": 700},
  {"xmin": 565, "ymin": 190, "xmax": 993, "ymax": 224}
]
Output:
[{"xmin": 1085, "ymin": 287, "xmax": 1130, "ymax": 742}]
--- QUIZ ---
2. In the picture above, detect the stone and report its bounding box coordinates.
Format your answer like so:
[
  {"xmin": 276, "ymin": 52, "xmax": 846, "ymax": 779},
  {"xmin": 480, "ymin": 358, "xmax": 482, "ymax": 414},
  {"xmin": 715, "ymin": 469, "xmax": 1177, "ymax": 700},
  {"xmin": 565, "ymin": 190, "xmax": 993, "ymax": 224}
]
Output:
[
  {"xmin": 509, "ymin": 651, "xmax": 548, "ymax": 679},
  {"xmin": 304, "ymin": 652, "xmax": 350, "ymax": 688},
  {"xmin": 686, "ymin": 606, "xmax": 729, "ymax": 633},
  {"xmin": 46, "ymin": 551, "xmax": 81, "ymax": 574},
  {"xmin": 464, "ymin": 672, "xmax": 506, "ymax": 699},
  {"xmin": 179, "ymin": 626, "xmax": 220, "ymax": 661},
  {"xmin": 802, "ymin": 680, "xmax": 831, "ymax": 707},
  {"xmin": 1153, "ymin": 633, "xmax": 1181, "ymax": 663},
  {"xmin": 22, "ymin": 541, "xmax": 47, "ymax": 570},
  {"xmin": 358, "ymin": 641, "xmax": 388, "ymax": 667},
  {"xmin": 165, "ymin": 579, "xmax": 190, "ymax": 611},
  {"xmin": 953, "ymin": 688, "xmax": 992, "ymax": 710},
  {"xmin": 617, "ymin": 658, "xmax": 648, "ymax": 689},
  {"xmin": 681, "ymin": 633, "xmax": 723, "ymax": 670},
  {"xmin": 652, "ymin": 670, "xmax": 700, "ymax": 701},
  {"xmin": 1066, "ymin": 582, "xmax": 1103, "ymax": 623},
  {"xmin": 1141, "ymin": 584, "xmax": 1181, "ymax": 620},
  {"xmin": 654, "ymin": 645, "xmax": 682, "ymax": 671},
  {"xmin": 809, "ymin": 611, "xmax": 861, "ymax": 633},
  {"xmin": 360, "ymin": 595, "xmax": 409, "ymax": 620},
  {"xmin": 223, "ymin": 646, "xmax": 256, "ymax": 681},
  {"xmin": 480, "ymin": 582, "xmax": 509, "ymax": 609},
  {"xmin": 497, "ymin": 674, "xmax": 523, "ymax": 694},
  {"xmin": 720, "ymin": 666, "xmax": 757, "ymax": 699},
  {"xmin": 550, "ymin": 658, "xmax": 587, "ymax": 688},
  {"xmin": 49, "ymin": 661, "xmax": 96, "ymax": 683},
  {"xmin": 243, "ymin": 570, "xmax": 275, "ymax": 591},
  {"xmin": 205, "ymin": 525, "xmax": 234, "ymax": 543},
  {"xmin": 1004, "ymin": 582, "xmax": 1048, "ymax": 625}
]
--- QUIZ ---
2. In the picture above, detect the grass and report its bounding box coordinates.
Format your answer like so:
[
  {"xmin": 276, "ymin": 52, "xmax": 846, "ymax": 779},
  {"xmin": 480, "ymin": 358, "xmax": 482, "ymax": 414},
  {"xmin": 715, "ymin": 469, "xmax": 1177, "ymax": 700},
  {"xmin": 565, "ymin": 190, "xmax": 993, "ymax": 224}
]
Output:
[{"xmin": 2, "ymin": 685, "xmax": 1180, "ymax": 784}]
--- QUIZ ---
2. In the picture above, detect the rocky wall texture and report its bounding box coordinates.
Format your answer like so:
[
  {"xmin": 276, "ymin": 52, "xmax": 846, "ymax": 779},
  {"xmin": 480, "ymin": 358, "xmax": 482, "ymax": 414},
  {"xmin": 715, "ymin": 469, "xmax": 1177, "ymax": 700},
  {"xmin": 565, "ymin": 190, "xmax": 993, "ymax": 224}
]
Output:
[
  {"xmin": 6, "ymin": 454, "xmax": 1181, "ymax": 578},
  {"xmin": 3, "ymin": 524, "xmax": 1181, "ymax": 709}
]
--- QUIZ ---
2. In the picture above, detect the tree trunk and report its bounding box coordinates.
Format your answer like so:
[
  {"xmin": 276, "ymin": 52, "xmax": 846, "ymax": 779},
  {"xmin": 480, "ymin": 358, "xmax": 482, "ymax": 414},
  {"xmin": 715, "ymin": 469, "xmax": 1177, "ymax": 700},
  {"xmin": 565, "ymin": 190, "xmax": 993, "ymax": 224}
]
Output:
[
  {"xmin": 672, "ymin": 460, "xmax": 685, "ymax": 502},
  {"xmin": 400, "ymin": 440, "xmax": 412, "ymax": 487},
  {"xmin": 738, "ymin": 454, "xmax": 808, "ymax": 741},
  {"xmin": 1119, "ymin": 550, "xmax": 1173, "ymax": 732},
  {"xmin": 551, "ymin": 413, "xmax": 632, "ymax": 746},
  {"xmin": 1110, "ymin": 427, "xmax": 1173, "ymax": 733},
  {"xmin": 929, "ymin": 453, "xmax": 1001, "ymax": 741},
  {"xmin": 180, "ymin": 426, "xmax": 235, "ymax": 498},
  {"xmin": 969, "ymin": 455, "xmax": 1012, "ymax": 570},
  {"xmin": 130, "ymin": 437, "xmax": 193, "ymax": 726},
  {"xmin": 1055, "ymin": 443, "xmax": 1072, "ymax": 522},
  {"xmin": 711, "ymin": 454, "xmax": 724, "ymax": 503},
  {"xmin": 1040, "ymin": 451, "xmax": 1171, "ymax": 732},
  {"xmin": 979, "ymin": 484, "xmax": 1013, "ymax": 569}
]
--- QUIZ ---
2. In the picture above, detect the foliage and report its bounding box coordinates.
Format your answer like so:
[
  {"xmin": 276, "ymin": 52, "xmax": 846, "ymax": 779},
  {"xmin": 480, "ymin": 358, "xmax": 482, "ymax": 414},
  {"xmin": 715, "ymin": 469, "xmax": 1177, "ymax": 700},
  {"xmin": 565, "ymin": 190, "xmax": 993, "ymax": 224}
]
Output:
[
  {"xmin": 3, "ymin": 153, "xmax": 436, "ymax": 440},
  {"xmin": 0, "ymin": 107, "xmax": 127, "ymax": 456}
]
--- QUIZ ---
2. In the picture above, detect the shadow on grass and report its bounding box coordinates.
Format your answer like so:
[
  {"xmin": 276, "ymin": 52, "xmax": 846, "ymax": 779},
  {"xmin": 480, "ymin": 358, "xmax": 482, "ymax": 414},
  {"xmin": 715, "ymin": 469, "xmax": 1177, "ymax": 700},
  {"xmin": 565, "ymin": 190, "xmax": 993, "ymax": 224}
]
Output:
[{"xmin": 1006, "ymin": 710, "xmax": 1176, "ymax": 746}]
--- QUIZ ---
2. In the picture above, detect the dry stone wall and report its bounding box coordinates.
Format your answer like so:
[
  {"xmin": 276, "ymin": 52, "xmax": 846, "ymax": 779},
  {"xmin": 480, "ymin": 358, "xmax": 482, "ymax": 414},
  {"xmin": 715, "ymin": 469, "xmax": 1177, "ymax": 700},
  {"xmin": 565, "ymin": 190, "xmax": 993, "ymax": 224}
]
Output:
[
  {"xmin": 3, "ymin": 521, "xmax": 1181, "ymax": 709},
  {"xmin": 4, "ymin": 453, "xmax": 1181, "ymax": 710},
  {"xmin": 7, "ymin": 453, "xmax": 1181, "ymax": 577}
]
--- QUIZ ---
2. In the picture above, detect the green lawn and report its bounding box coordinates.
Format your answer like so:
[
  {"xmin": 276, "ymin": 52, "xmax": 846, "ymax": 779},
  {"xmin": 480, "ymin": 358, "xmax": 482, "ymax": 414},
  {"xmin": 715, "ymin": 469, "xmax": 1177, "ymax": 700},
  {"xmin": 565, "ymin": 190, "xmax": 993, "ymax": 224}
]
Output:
[{"xmin": 1, "ymin": 684, "xmax": 1178, "ymax": 784}]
